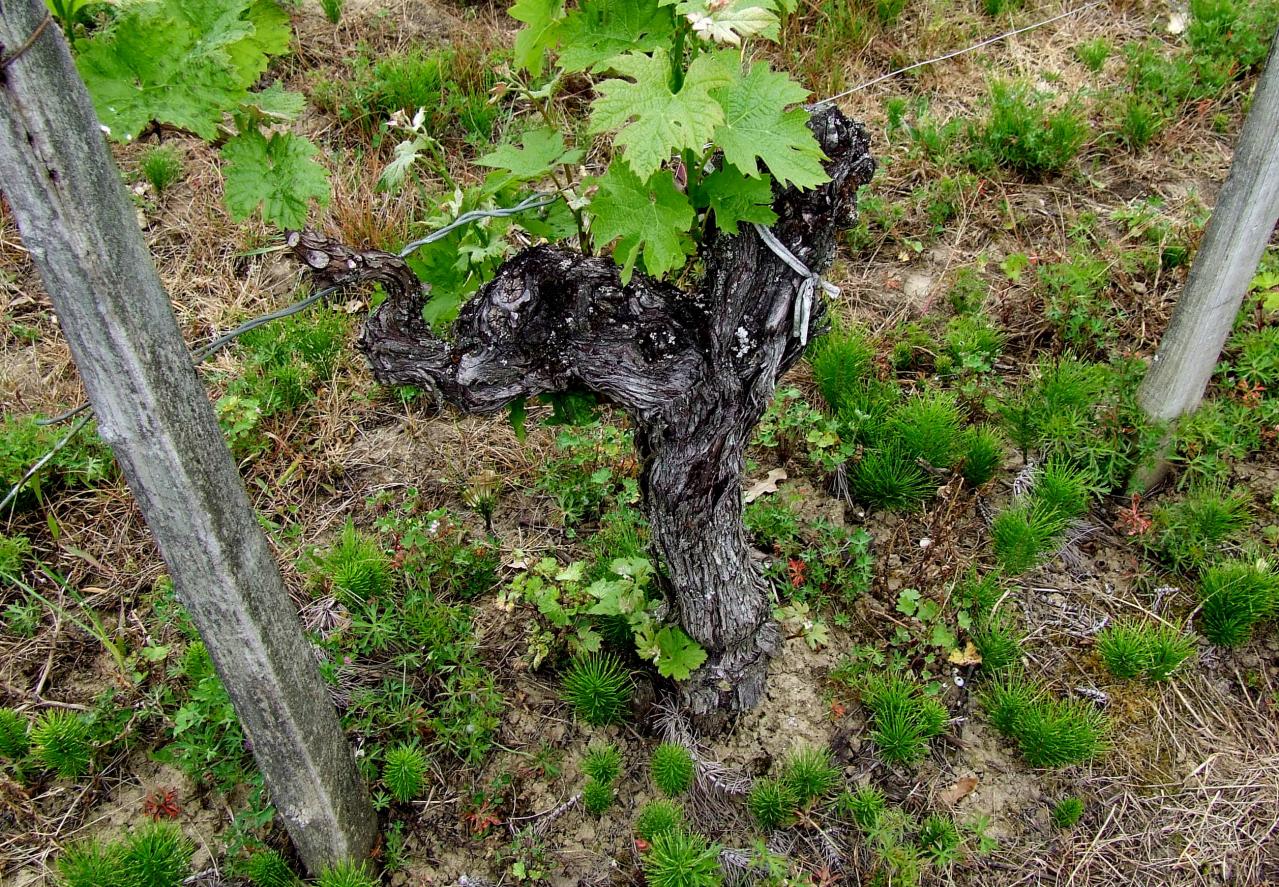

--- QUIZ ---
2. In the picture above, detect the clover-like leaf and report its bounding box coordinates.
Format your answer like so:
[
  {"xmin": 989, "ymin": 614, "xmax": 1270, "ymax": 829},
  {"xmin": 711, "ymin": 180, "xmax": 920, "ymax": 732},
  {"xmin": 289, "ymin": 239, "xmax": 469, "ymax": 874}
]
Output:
[
  {"xmin": 654, "ymin": 627, "xmax": 707, "ymax": 680},
  {"xmin": 588, "ymin": 161, "xmax": 695, "ymax": 283}
]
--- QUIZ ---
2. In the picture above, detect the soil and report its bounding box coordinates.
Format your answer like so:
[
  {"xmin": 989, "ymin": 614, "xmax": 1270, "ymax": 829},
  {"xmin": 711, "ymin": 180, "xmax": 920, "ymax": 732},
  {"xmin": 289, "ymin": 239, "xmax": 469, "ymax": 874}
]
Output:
[{"xmin": 2, "ymin": 0, "xmax": 1279, "ymax": 884}]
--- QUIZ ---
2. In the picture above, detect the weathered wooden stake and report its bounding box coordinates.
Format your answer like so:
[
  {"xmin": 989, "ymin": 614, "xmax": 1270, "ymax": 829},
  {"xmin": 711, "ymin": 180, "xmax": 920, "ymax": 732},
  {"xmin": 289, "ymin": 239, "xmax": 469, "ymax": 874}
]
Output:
[
  {"xmin": 0, "ymin": 0, "xmax": 376, "ymax": 871},
  {"xmin": 1136, "ymin": 27, "xmax": 1279, "ymax": 485}
]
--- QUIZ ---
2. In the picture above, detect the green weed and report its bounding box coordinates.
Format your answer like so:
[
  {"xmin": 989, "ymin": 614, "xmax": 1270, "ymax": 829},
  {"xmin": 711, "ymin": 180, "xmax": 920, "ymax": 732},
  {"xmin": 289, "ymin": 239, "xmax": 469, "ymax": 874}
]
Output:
[
  {"xmin": 642, "ymin": 828, "xmax": 722, "ymax": 887},
  {"xmin": 1051, "ymin": 796, "xmax": 1085, "ymax": 829},
  {"xmin": 382, "ymin": 742, "xmax": 429, "ymax": 802},
  {"xmin": 0, "ymin": 708, "xmax": 30, "ymax": 761},
  {"xmin": 1096, "ymin": 620, "xmax": 1195, "ymax": 682},
  {"xmin": 852, "ymin": 446, "xmax": 933, "ymax": 511},
  {"xmin": 636, "ymin": 799, "xmax": 685, "ymax": 840},
  {"xmin": 887, "ymin": 390, "xmax": 966, "ymax": 470},
  {"xmin": 140, "ymin": 145, "xmax": 184, "ymax": 195},
  {"xmin": 320, "ymin": 42, "xmax": 510, "ymax": 144},
  {"xmin": 227, "ymin": 308, "xmax": 348, "ymax": 420},
  {"xmin": 1115, "ymin": 95, "xmax": 1165, "ymax": 150},
  {"xmin": 56, "ymin": 839, "xmax": 125, "ymax": 887},
  {"xmin": 967, "ymin": 81, "xmax": 1088, "ymax": 178},
  {"xmin": 837, "ymin": 784, "xmax": 886, "ymax": 831},
  {"xmin": 583, "ymin": 742, "xmax": 622, "ymax": 784},
  {"xmin": 1037, "ymin": 252, "xmax": 1118, "ymax": 355},
  {"xmin": 562, "ymin": 654, "xmax": 631, "ymax": 726},
  {"xmin": 120, "ymin": 821, "xmax": 194, "ymax": 887},
  {"xmin": 981, "ymin": 677, "xmax": 1106, "ymax": 767},
  {"xmin": 316, "ymin": 862, "xmax": 378, "ymax": 887},
  {"xmin": 810, "ymin": 326, "xmax": 876, "ymax": 412},
  {"xmin": 319, "ymin": 0, "xmax": 343, "ymax": 23},
  {"xmin": 1075, "ymin": 39, "xmax": 1111, "ymax": 72},
  {"xmin": 582, "ymin": 778, "xmax": 614, "ymax": 816},
  {"xmin": 943, "ymin": 314, "xmax": 1003, "ymax": 374},
  {"xmin": 244, "ymin": 849, "xmax": 300, "ymax": 887},
  {"xmin": 650, "ymin": 742, "xmax": 694, "ymax": 797},
  {"xmin": 1197, "ymin": 559, "xmax": 1279, "ymax": 646},
  {"xmin": 991, "ymin": 503, "xmax": 1068, "ymax": 575},
  {"xmin": 782, "ymin": 745, "xmax": 840, "ymax": 806},
  {"xmin": 748, "ymin": 778, "xmax": 797, "ymax": 831},
  {"xmin": 971, "ymin": 617, "xmax": 1022, "ymax": 673},
  {"xmin": 31, "ymin": 709, "xmax": 92, "ymax": 780},
  {"xmin": 861, "ymin": 673, "xmax": 948, "ymax": 765},
  {"xmin": 1149, "ymin": 486, "xmax": 1252, "ymax": 574},
  {"xmin": 0, "ymin": 416, "xmax": 113, "ymax": 510},
  {"xmin": 917, "ymin": 814, "xmax": 962, "ymax": 866},
  {"xmin": 959, "ymin": 426, "xmax": 1005, "ymax": 488}
]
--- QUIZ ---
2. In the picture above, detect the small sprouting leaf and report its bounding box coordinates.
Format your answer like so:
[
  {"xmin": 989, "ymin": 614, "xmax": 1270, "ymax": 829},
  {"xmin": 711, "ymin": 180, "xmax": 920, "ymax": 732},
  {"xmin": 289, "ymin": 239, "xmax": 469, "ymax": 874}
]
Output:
[
  {"xmin": 691, "ymin": 165, "xmax": 777, "ymax": 234},
  {"xmin": 589, "ymin": 48, "xmax": 736, "ymax": 180},
  {"xmin": 477, "ymin": 128, "xmax": 584, "ymax": 182},
  {"xmin": 221, "ymin": 129, "xmax": 330, "ymax": 229},
  {"xmin": 557, "ymin": 0, "xmax": 676, "ymax": 72},
  {"xmin": 588, "ymin": 161, "xmax": 695, "ymax": 283},
  {"xmin": 510, "ymin": 0, "xmax": 565, "ymax": 76},
  {"xmin": 711, "ymin": 61, "xmax": 828, "ymax": 190},
  {"xmin": 653, "ymin": 627, "xmax": 707, "ymax": 680},
  {"xmin": 239, "ymin": 83, "xmax": 306, "ymax": 121},
  {"xmin": 677, "ymin": 0, "xmax": 780, "ymax": 45},
  {"xmin": 896, "ymin": 588, "xmax": 921, "ymax": 617},
  {"xmin": 509, "ymin": 396, "xmax": 528, "ymax": 442}
]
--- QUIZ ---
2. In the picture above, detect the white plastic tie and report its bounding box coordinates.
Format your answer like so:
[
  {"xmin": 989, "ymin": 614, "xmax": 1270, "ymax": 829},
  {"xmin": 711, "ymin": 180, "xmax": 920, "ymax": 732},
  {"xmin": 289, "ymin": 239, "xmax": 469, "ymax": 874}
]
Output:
[{"xmin": 751, "ymin": 222, "xmax": 838, "ymax": 347}]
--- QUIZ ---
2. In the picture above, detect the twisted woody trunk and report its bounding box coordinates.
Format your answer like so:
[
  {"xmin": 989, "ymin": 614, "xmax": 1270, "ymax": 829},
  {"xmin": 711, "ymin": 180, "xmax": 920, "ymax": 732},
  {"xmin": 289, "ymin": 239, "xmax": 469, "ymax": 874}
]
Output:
[{"xmin": 294, "ymin": 106, "xmax": 874, "ymax": 729}]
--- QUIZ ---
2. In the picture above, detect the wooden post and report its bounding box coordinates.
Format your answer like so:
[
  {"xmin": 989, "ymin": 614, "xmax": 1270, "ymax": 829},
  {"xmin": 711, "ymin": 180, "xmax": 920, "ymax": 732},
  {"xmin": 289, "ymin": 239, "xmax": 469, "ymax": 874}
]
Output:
[
  {"xmin": 1137, "ymin": 29, "xmax": 1279, "ymax": 428},
  {"xmin": 0, "ymin": 0, "xmax": 377, "ymax": 872}
]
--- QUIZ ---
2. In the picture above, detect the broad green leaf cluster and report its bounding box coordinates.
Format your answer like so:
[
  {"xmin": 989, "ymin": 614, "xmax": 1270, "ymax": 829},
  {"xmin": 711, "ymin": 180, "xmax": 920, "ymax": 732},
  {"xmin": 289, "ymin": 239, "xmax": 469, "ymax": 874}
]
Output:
[
  {"xmin": 502, "ymin": 0, "xmax": 829, "ymax": 282},
  {"xmin": 71, "ymin": 0, "xmax": 329, "ymax": 228}
]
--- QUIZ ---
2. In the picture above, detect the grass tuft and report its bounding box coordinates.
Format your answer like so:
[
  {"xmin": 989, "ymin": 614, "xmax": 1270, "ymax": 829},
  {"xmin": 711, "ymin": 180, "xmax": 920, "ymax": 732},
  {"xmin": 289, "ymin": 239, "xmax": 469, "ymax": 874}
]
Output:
[
  {"xmin": 810, "ymin": 326, "xmax": 875, "ymax": 412},
  {"xmin": 642, "ymin": 828, "xmax": 722, "ymax": 887},
  {"xmin": 140, "ymin": 145, "xmax": 184, "ymax": 196},
  {"xmin": 836, "ymin": 784, "xmax": 885, "ymax": 831},
  {"xmin": 1197, "ymin": 559, "xmax": 1279, "ymax": 646},
  {"xmin": 650, "ymin": 742, "xmax": 694, "ymax": 797},
  {"xmin": 1149, "ymin": 486, "xmax": 1252, "ymax": 574},
  {"xmin": 56, "ymin": 839, "xmax": 125, "ymax": 887},
  {"xmin": 562, "ymin": 653, "xmax": 631, "ymax": 726},
  {"xmin": 120, "ymin": 820, "xmax": 193, "ymax": 887},
  {"xmin": 748, "ymin": 778, "xmax": 797, "ymax": 831},
  {"xmin": 382, "ymin": 742, "xmax": 429, "ymax": 802},
  {"xmin": 967, "ymin": 81, "xmax": 1087, "ymax": 178},
  {"xmin": 959, "ymin": 425, "xmax": 1004, "ymax": 488},
  {"xmin": 980, "ymin": 677, "xmax": 1106, "ymax": 768},
  {"xmin": 781, "ymin": 745, "xmax": 840, "ymax": 806},
  {"xmin": 861, "ymin": 674, "xmax": 948, "ymax": 765},
  {"xmin": 244, "ymin": 849, "xmax": 300, "ymax": 887},
  {"xmin": 1051, "ymin": 796, "xmax": 1085, "ymax": 829},
  {"xmin": 316, "ymin": 862, "xmax": 378, "ymax": 887},
  {"xmin": 582, "ymin": 778, "xmax": 614, "ymax": 816},
  {"xmin": 582, "ymin": 742, "xmax": 623, "ymax": 785},
  {"xmin": 851, "ymin": 445, "xmax": 933, "ymax": 511},
  {"xmin": 635, "ymin": 799, "xmax": 685, "ymax": 841},
  {"xmin": 31, "ymin": 710, "xmax": 91, "ymax": 780}
]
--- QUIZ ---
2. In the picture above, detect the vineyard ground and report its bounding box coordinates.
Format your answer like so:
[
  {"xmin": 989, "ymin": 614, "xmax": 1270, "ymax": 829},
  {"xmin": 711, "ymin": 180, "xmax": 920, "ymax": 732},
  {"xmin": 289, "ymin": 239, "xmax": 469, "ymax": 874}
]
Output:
[{"xmin": 2, "ymin": 0, "xmax": 1278, "ymax": 885}]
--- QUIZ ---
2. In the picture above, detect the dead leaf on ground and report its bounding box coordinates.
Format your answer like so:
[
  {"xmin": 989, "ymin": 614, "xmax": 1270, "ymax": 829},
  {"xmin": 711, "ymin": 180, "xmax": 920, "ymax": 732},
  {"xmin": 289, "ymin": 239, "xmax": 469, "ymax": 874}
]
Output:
[
  {"xmin": 948, "ymin": 641, "xmax": 982, "ymax": 666},
  {"xmin": 938, "ymin": 775, "xmax": 979, "ymax": 806},
  {"xmin": 743, "ymin": 468, "xmax": 787, "ymax": 504}
]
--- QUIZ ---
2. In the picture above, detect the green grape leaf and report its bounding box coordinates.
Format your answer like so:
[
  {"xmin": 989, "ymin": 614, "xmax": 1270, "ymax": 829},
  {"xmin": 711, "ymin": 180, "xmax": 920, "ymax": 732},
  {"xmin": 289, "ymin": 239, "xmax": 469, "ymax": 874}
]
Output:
[
  {"xmin": 221, "ymin": 130, "xmax": 330, "ymax": 229},
  {"xmin": 589, "ymin": 48, "xmax": 736, "ymax": 180},
  {"xmin": 557, "ymin": 0, "xmax": 676, "ymax": 72},
  {"xmin": 711, "ymin": 61, "xmax": 828, "ymax": 190},
  {"xmin": 510, "ymin": 0, "xmax": 564, "ymax": 76},
  {"xmin": 75, "ymin": 0, "xmax": 288, "ymax": 141},
  {"xmin": 690, "ymin": 165, "xmax": 777, "ymax": 234},
  {"xmin": 476, "ymin": 128, "xmax": 584, "ymax": 182},
  {"xmin": 588, "ymin": 162, "xmax": 694, "ymax": 283},
  {"xmin": 653, "ymin": 626, "xmax": 707, "ymax": 680},
  {"xmin": 676, "ymin": 0, "xmax": 779, "ymax": 45}
]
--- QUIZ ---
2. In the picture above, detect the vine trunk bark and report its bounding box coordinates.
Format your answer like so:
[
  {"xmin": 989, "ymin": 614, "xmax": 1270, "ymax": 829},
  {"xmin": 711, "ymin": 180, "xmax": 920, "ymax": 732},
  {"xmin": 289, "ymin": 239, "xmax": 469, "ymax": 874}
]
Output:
[{"xmin": 295, "ymin": 106, "xmax": 874, "ymax": 728}]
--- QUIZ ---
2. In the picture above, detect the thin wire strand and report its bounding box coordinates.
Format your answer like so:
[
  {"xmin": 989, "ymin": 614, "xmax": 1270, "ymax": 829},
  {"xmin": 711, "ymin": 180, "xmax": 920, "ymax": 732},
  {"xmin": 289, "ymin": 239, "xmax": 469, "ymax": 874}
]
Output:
[
  {"xmin": 816, "ymin": 0, "xmax": 1105, "ymax": 104},
  {"xmin": 0, "ymin": 414, "xmax": 92, "ymax": 514},
  {"xmin": 8, "ymin": 194, "xmax": 562, "ymax": 510}
]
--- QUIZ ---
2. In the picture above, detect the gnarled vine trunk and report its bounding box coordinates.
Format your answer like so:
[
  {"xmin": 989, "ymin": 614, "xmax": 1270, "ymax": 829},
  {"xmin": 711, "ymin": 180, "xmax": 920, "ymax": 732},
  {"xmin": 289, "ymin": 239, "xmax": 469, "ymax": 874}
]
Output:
[{"xmin": 295, "ymin": 107, "xmax": 873, "ymax": 729}]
